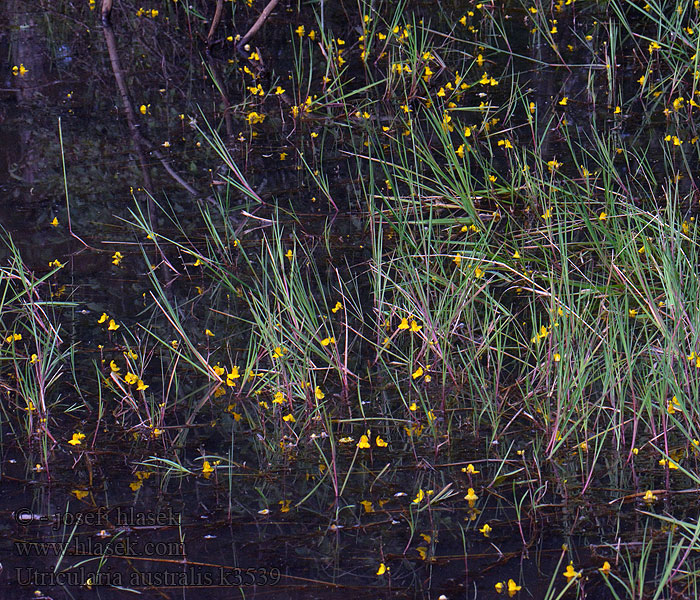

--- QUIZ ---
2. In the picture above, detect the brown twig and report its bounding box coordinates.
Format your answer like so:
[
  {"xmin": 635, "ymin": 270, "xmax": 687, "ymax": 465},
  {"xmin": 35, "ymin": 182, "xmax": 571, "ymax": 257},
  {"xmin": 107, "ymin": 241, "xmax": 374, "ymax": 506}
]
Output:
[
  {"xmin": 206, "ymin": 0, "xmax": 224, "ymax": 45},
  {"xmin": 101, "ymin": 0, "xmax": 112, "ymax": 26},
  {"xmin": 237, "ymin": 0, "xmax": 280, "ymax": 49},
  {"xmin": 102, "ymin": 21, "xmax": 197, "ymax": 197}
]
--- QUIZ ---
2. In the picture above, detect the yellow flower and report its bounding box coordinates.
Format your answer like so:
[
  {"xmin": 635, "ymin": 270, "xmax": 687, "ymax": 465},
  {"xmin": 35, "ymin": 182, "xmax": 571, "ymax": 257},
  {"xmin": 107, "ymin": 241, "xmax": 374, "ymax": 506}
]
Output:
[
  {"xmin": 599, "ymin": 561, "xmax": 611, "ymax": 575},
  {"xmin": 283, "ymin": 413, "xmax": 296, "ymax": 422},
  {"xmin": 410, "ymin": 320, "xmax": 422, "ymax": 332},
  {"xmin": 12, "ymin": 64, "xmax": 28, "ymax": 76},
  {"xmin": 108, "ymin": 319, "xmax": 120, "ymax": 331},
  {"xmin": 464, "ymin": 488, "xmax": 478, "ymax": 504},
  {"xmin": 50, "ymin": 217, "xmax": 59, "ymax": 227},
  {"xmin": 136, "ymin": 379, "xmax": 149, "ymax": 391},
  {"xmin": 479, "ymin": 523, "xmax": 492, "ymax": 537},
  {"xmin": 110, "ymin": 360, "xmax": 120, "ymax": 373},
  {"xmin": 563, "ymin": 563, "xmax": 581, "ymax": 580},
  {"xmin": 68, "ymin": 432, "xmax": 86, "ymax": 446},
  {"xmin": 463, "ymin": 464, "xmax": 480, "ymax": 474},
  {"xmin": 272, "ymin": 346, "xmax": 287, "ymax": 358},
  {"xmin": 5, "ymin": 333, "xmax": 22, "ymax": 343},
  {"xmin": 412, "ymin": 489, "xmax": 425, "ymax": 504},
  {"xmin": 321, "ymin": 337, "xmax": 335, "ymax": 346},
  {"xmin": 360, "ymin": 500, "xmax": 374, "ymax": 513},
  {"xmin": 375, "ymin": 436, "xmax": 388, "ymax": 447},
  {"xmin": 454, "ymin": 253, "xmax": 462, "ymax": 264},
  {"xmin": 332, "ymin": 301, "xmax": 343, "ymax": 313},
  {"xmin": 139, "ymin": 104, "xmax": 148, "ymax": 115},
  {"xmin": 357, "ymin": 434, "xmax": 370, "ymax": 448},
  {"xmin": 404, "ymin": 424, "xmax": 423, "ymax": 437},
  {"xmin": 398, "ymin": 317, "xmax": 409, "ymax": 330},
  {"xmin": 285, "ymin": 249, "xmax": 293, "ymax": 260},
  {"xmin": 376, "ymin": 563, "xmax": 386, "ymax": 575},
  {"xmin": 507, "ymin": 579, "xmax": 522, "ymax": 596},
  {"xmin": 112, "ymin": 251, "xmax": 124, "ymax": 266},
  {"xmin": 559, "ymin": 97, "xmax": 568, "ymax": 106},
  {"xmin": 124, "ymin": 372, "xmax": 138, "ymax": 385},
  {"xmin": 202, "ymin": 460, "xmax": 215, "ymax": 478},
  {"xmin": 205, "ymin": 329, "xmax": 214, "ymax": 337},
  {"xmin": 98, "ymin": 313, "xmax": 109, "ymax": 324},
  {"xmin": 412, "ymin": 366, "xmax": 424, "ymax": 379},
  {"xmin": 73, "ymin": 489, "xmax": 89, "ymax": 499},
  {"xmin": 599, "ymin": 211, "xmax": 607, "ymax": 221},
  {"xmin": 246, "ymin": 111, "xmax": 266, "ymax": 124},
  {"xmin": 531, "ymin": 325, "xmax": 550, "ymax": 344},
  {"xmin": 295, "ymin": 25, "xmax": 305, "ymax": 37},
  {"xmin": 495, "ymin": 581, "xmax": 505, "ymax": 593},
  {"xmin": 643, "ymin": 490, "xmax": 656, "ymax": 502},
  {"xmin": 314, "ymin": 386, "xmax": 325, "ymax": 400}
]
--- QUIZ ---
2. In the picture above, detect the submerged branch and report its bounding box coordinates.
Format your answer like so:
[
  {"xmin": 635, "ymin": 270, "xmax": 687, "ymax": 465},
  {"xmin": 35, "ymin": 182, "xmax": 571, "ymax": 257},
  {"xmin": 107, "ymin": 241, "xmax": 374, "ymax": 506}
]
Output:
[{"xmin": 237, "ymin": 0, "xmax": 281, "ymax": 49}]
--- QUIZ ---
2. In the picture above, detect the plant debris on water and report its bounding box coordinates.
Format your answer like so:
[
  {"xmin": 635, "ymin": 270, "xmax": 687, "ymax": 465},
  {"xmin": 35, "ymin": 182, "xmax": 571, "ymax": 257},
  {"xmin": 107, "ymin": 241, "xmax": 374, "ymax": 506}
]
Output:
[{"xmin": 2, "ymin": 0, "xmax": 700, "ymax": 598}]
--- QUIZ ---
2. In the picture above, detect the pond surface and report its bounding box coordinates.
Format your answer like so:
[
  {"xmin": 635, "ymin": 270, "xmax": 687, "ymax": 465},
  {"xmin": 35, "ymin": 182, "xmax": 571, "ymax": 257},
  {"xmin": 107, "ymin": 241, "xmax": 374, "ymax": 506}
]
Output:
[{"xmin": 2, "ymin": 1, "xmax": 700, "ymax": 599}]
